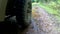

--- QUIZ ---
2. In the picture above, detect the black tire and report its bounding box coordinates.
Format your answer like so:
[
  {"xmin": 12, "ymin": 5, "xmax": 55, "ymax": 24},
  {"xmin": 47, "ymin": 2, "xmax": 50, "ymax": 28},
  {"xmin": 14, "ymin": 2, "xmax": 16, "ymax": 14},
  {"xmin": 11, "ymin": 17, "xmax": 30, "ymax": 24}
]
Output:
[
  {"xmin": 24, "ymin": 0, "xmax": 32, "ymax": 27},
  {"xmin": 5, "ymin": 0, "xmax": 32, "ymax": 33},
  {"xmin": 6, "ymin": 0, "xmax": 32, "ymax": 27}
]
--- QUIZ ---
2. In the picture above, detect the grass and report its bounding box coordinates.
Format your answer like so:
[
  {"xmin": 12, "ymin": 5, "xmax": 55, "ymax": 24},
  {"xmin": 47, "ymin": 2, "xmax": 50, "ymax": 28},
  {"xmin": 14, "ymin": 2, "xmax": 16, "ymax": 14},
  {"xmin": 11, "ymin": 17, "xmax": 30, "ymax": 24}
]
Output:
[{"xmin": 32, "ymin": 2, "xmax": 60, "ymax": 20}]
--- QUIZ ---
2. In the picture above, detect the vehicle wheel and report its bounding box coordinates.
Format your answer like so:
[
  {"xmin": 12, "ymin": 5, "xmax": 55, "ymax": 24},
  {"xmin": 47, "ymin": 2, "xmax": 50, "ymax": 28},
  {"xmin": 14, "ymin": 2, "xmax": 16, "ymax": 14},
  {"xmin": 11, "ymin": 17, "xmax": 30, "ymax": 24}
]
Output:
[{"xmin": 24, "ymin": 0, "xmax": 32, "ymax": 27}]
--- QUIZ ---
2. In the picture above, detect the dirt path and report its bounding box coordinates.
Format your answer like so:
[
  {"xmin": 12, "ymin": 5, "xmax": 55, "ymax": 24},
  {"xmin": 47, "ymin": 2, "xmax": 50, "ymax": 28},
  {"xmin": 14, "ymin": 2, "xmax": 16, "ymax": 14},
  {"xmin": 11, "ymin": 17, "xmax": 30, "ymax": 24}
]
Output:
[{"xmin": 22, "ymin": 4, "xmax": 60, "ymax": 34}]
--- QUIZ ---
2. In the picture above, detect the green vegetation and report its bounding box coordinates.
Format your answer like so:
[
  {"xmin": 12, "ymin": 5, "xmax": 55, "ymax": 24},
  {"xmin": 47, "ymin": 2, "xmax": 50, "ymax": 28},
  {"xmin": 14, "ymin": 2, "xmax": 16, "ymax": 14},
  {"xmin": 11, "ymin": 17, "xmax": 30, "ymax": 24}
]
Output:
[{"xmin": 32, "ymin": 0, "xmax": 60, "ymax": 20}]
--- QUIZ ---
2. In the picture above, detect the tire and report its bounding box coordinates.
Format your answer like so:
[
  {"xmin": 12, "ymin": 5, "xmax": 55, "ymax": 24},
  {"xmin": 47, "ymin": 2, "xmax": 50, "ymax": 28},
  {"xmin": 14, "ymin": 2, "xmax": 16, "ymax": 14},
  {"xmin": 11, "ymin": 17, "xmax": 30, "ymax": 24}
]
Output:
[
  {"xmin": 24, "ymin": 0, "xmax": 32, "ymax": 27},
  {"xmin": 6, "ymin": 0, "xmax": 32, "ymax": 27},
  {"xmin": 5, "ymin": 0, "xmax": 32, "ymax": 32}
]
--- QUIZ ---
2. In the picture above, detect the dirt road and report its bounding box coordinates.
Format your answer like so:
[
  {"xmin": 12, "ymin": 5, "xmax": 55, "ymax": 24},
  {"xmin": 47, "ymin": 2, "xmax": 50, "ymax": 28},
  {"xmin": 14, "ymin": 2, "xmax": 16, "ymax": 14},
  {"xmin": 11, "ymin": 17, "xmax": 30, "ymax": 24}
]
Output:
[{"xmin": 22, "ymin": 4, "xmax": 60, "ymax": 34}]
